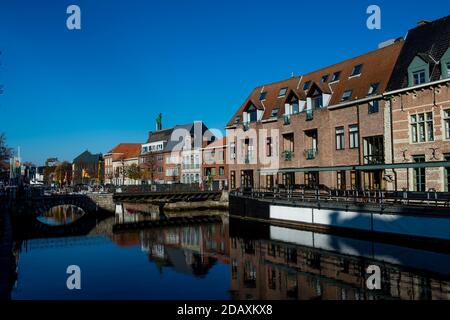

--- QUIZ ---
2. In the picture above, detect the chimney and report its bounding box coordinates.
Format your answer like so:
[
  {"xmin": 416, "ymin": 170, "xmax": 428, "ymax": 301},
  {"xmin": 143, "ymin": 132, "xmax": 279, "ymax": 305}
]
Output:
[{"xmin": 417, "ymin": 20, "xmax": 430, "ymax": 27}]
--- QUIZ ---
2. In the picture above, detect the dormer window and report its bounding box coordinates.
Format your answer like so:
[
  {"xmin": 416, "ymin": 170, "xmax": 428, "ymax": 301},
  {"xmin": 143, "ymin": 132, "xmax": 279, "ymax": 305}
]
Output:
[
  {"xmin": 247, "ymin": 104, "xmax": 258, "ymax": 122},
  {"xmin": 321, "ymin": 75, "xmax": 329, "ymax": 83},
  {"xmin": 368, "ymin": 82, "xmax": 380, "ymax": 96},
  {"xmin": 233, "ymin": 115, "xmax": 241, "ymax": 124},
  {"xmin": 278, "ymin": 87, "xmax": 288, "ymax": 97},
  {"xmin": 413, "ymin": 70, "xmax": 426, "ymax": 85},
  {"xmin": 270, "ymin": 108, "xmax": 279, "ymax": 118},
  {"xmin": 351, "ymin": 64, "xmax": 363, "ymax": 76},
  {"xmin": 303, "ymin": 81, "xmax": 311, "ymax": 91},
  {"xmin": 408, "ymin": 55, "xmax": 430, "ymax": 87},
  {"xmin": 259, "ymin": 92, "xmax": 267, "ymax": 101},
  {"xmin": 341, "ymin": 90, "xmax": 352, "ymax": 101},
  {"xmin": 311, "ymin": 95, "xmax": 323, "ymax": 109},
  {"xmin": 440, "ymin": 47, "xmax": 450, "ymax": 79},
  {"xmin": 331, "ymin": 71, "xmax": 341, "ymax": 82}
]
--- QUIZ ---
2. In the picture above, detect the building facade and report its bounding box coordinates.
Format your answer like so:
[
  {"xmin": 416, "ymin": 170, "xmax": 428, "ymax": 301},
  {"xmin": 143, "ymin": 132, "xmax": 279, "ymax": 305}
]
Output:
[
  {"xmin": 72, "ymin": 150, "xmax": 104, "ymax": 185},
  {"xmin": 225, "ymin": 15, "xmax": 450, "ymax": 192},
  {"xmin": 141, "ymin": 128, "xmax": 173, "ymax": 184},
  {"xmin": 201, "ymin": 137, "xmax": 228, "ymax": 190},
  {"xmin": 140, "ymin": 121, "xmax": 215, "ymax": 184},
  {"xmin": 104, "ymin": 143, "xmax": 142, "ymax": 186},
  {"xmin": 385, "ymin": 16, "xmax": 450, "ymax": 192},
  {"xmin": 226, "ymin": 40, "xmax": 404, "ymax": 191}
]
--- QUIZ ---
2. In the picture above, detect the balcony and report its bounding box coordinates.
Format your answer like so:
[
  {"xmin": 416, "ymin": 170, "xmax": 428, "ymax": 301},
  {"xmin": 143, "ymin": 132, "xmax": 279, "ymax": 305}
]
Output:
[
  {"xmin": 283, "ymin": 114, "xmax": 291, "ymax": 125},
  {"xmin": 283, "ymin": 150, "xmax": 293, "ymax": 161},
  {"xmin": 243, "ymin": 122, "xmax": 250, "ymax": 131},
  {"xmin": 243, "ymin": 154, "xmax": 253, "ymax": 164},
  {"xmin": 304, "ymin": 148, "xmax": 318, "ymax": 160},
  {"xmin": 363, "ymin": 154, "xmax": 384, "ymax": 165},
  {"xmin": 306, "ymin": 109, "xmax": 314, "ymax": 121}
]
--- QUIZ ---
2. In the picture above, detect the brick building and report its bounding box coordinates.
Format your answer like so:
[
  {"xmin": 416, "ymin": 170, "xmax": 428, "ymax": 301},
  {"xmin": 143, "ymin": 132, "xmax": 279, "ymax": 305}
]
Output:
[
  {"xmin": 384, "ymin": 16, "xmax": 450, "ymax": 192},
  {"xmin": 201, "ymin": 137, "xmax": 228, "ymax": 190},
  {"xmin": 140, "ymin": 121, "xmax": 215, "ymax": 184},
  {"xmin": 141, "ymin": 128, "xmax": 174, "ymax": 184},
  {"xmin": 104, "ymin": 143, "xmax": 142, "ymax": 185},
  {"xmin": 226, "ymin": 39, "xmax": 404, "ymax": 190}
]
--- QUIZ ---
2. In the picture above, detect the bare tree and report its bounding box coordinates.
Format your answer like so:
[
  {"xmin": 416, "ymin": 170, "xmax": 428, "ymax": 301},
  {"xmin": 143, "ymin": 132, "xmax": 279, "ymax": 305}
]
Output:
[{"xmin": 0, "ymin": 133, "xmax": 12, "ymax": 181}]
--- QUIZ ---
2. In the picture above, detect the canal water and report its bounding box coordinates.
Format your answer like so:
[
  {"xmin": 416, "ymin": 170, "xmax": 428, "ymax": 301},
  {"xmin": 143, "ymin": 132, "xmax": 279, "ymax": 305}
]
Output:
[{"xmin": 2, "ymin": 203, "xmax": 450, "ymax": 300}]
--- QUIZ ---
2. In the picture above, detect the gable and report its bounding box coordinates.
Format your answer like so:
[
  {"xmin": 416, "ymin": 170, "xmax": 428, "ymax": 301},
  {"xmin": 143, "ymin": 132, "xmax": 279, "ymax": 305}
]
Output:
[
  {"xmin": 407, "ymin": 56, "xmax": 430, "ymax": 86},
  {"xmin": 440, "ymin": 46, "xmax": 450, "ymax": 79}
]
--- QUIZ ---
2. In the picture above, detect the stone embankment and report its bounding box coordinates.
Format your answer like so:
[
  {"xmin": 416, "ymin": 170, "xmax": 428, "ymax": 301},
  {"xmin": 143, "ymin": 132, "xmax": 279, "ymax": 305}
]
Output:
[
  {"xmin": 87, "ymin": 191, "xmax": 229, "ymax": 213},
  {"xmin": 86, "ymin": 193, "xmax": 115, "ymax": 212}
]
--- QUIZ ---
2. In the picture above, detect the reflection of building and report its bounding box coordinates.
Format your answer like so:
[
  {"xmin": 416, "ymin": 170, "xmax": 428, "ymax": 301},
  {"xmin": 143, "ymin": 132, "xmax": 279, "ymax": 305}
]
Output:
[
  {"xmin": 229, "ymin": 231, "xmax": 450, "ymax": 300},
  {"xmin": 111, "ymin": 221, "xmax": 230, "ymax": 277}
]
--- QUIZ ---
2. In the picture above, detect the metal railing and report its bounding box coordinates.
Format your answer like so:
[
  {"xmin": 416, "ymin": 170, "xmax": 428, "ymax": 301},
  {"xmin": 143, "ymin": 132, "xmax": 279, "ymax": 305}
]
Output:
[
  {"xmin": 231, "ymin": 187, "xmax": 450, "ymax": 208},
  {"xmin": 304, "ymin": 148, "xmax": 318, "ymax": 160},
  {"xmin": 283, "ymin": 150, "xmax": 293, "ymax": 161}
]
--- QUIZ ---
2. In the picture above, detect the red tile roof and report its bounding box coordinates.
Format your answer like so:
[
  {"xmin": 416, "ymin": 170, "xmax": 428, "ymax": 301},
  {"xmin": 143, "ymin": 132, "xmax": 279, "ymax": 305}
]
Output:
[
  {"xmin": 107, "ymin": 143, "xmax": 142, "ymax": 160},
  {"xmin": 226, "ymin": 40, "xmax": 404, "ymax": 127}
]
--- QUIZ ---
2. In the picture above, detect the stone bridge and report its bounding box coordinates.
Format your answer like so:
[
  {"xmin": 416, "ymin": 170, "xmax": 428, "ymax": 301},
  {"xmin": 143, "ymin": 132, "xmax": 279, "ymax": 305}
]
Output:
[{"xmin": 11, "ymin": 194, "xmax": 113, "ymax": 240}]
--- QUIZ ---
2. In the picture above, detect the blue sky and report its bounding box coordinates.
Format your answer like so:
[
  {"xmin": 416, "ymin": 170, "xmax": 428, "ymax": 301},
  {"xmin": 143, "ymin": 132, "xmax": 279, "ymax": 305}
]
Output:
[{"xmin": 0, "ymin": 0, "xmax": 448, "ymax": 165}]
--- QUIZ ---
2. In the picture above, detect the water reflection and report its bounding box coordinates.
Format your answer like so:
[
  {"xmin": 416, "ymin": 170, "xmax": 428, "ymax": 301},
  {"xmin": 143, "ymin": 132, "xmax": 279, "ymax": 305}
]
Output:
[
  {"xmin": 113, "ymin": 222, "xmax": 230, "ymax": 277},
  {"xmin": 229, "ymin": 219, "xmax": 450, "ymax": 300},
  {"xmin": 3, "ymin": 205, "xmax": 450, "ymax": 300},
  {"xmin": 36, "ymin": 205, "xmax": 85, "ymax": 226},
  {"xmin": 114, "ymin": 203, "xmax": 161, "ymax": 224}
]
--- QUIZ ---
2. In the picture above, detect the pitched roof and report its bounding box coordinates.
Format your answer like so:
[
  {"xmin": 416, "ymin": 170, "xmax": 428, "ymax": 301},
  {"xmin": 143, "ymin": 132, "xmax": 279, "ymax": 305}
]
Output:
[
  {"xmin": 108, "ymin": 143, "xmax": 141, "ymax": 160},
  {"xmin": 73, "ymin": 150, "xmax": 102, "ymax": 164},
  {"xmin": 164, "ymin": 121, "xmax": 211, "ymax": 152},
  {"xmin": 388, "ymin": 15, "xmax": 450, "ymax": 91},
  {"xmin": 147, "ymin": 128, "xmax": 174, "ymax": 143},
  {"xmin": 226, "ymin": 40, "xmax": 404, "ymax": 127}
]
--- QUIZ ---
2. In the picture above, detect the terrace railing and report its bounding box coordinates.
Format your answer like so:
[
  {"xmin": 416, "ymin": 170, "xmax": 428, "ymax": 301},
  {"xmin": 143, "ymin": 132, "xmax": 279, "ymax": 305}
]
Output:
[{"xmin": 230, "ymin": 187, "xmax": 450, "ymax": 209}]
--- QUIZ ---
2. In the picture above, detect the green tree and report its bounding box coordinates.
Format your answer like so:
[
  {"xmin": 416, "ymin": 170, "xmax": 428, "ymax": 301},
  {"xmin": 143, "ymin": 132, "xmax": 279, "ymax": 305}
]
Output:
[{"xmin": 127, "ymin": 163, "xmax": 141, "ymax": 182}]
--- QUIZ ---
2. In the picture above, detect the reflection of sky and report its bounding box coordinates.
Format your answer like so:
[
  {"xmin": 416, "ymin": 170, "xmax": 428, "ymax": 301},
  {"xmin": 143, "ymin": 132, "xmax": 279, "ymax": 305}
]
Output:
[
  {"xmin": 12, "ymin": 236, "xmax": 230, "ymax": 300},
  {"xmin": 270, "ymin": 225, "xmax": 450, "ymax": 277},
  {"xmin": 36, "ymin": 205, "xmax": 85, "ymax": 226}
]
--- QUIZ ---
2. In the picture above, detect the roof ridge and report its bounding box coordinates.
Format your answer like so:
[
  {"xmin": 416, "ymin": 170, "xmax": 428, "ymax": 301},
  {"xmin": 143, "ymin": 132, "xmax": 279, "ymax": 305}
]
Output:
[{"xmin": 300, "ymin": 40, "xmax": 404, "ymax": 77}]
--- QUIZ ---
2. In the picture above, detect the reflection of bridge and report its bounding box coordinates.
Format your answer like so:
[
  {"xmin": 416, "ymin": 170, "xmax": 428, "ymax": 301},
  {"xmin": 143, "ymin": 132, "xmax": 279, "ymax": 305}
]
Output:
[
  {"xmin": 20, "ymin": 236, "xmax": 108, "ymax": 251},
  {"xmin": 12, "ymin": 195, "xmax": 114, "ymax": 240}
]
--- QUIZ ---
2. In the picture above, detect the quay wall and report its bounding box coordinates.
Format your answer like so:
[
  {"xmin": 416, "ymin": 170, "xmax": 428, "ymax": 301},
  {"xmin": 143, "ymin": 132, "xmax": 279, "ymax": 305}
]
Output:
[
  {"xmin": 230, "ymin": 195, "xmax": 450, "ymax": 241},
  {"xmin": 86, "ymin": 193, "xmax": 115, "ymax": 212}
]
